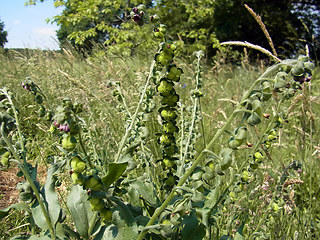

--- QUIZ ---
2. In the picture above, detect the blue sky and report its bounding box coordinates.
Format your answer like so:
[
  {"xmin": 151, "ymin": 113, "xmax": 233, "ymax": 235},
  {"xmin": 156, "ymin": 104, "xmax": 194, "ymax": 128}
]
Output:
[{"xmin": 1, "ymin": 0, "xmax": 64, "ymax": 49}]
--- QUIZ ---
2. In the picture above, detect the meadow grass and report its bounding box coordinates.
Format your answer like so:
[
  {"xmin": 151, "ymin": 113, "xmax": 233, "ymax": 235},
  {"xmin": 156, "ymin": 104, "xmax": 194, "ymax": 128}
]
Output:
[{"xmin": 0, "ymin": 48, "xmax": 319, "ymax": 239}]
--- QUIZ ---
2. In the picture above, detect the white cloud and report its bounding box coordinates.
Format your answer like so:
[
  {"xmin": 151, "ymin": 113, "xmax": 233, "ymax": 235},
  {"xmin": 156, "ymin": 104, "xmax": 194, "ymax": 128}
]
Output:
[
  {"xmin": 13, "ymin": 20, "xmax": 21, "ymax": 25},
  {"xmin": 33, "ymin": 27, "xmax": 58, "ymax": 37}
]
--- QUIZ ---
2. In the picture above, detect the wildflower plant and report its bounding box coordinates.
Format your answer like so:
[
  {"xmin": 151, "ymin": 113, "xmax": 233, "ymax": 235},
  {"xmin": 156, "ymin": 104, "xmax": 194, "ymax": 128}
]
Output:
[{"xmin": 0, "ymin": 4, "xmax": 317, "ymax": 240}]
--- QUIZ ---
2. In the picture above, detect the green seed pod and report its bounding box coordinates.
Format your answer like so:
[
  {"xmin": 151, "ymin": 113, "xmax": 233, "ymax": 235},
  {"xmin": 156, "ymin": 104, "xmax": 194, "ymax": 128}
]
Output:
[
  {"xmin": 167, "ymin": 65, "xmax": 183, "ymax": 82},
  {"xmin": 271, "ymin": 202, "xmax": 280, "ymax": 213},
  {"xmin": 261, "ymin": 81, "xmax": 272, "ymax": 101},
  {"xmin": 163, "ymin": 144, "xmax": 178, "ymax": 156},
  {"xmin": 1, "ymin": 151, "xmax": 10, "ymax": 166},
  {"xmin": 71, "ymin": 172, "xmax": 85, "ymax": 185},
  {"xmin": 303, "ymin": 61, "xmax": 314, "ymax": 73},
  {"xmin": 274, "ymin": 72, "xmax": 288, "ymax": 89},
  {"xmin": 220, "ymin": 148, "xmax": 233, "ymax": 171},
  {"xmin": 298, "ymin": 55, "xmax": 309, "ymax": 62},
  {"xmin": 160, "ymin": 107, "xmax": 177, "ymax": 121},
  {"xmin": 191, "ymin": 167, "xmax": 205, "ymax": 181},
  {"xmin": 159, "ymin": 134, "xmax": 173, "ymax": 146},
  {"xmin": 163, "ymin": 158, "xmax": 175, "ymax": 168},
  {"xmin": 163, "ymin": 121, "xmax": 178, "ymax": 134},
  {"xmin": 71, "ymin": 156, "xmax": 86, "ymax": 173},
  {"xmin": 254, "ymin": 151, "xmax": 265, "ymax": 163},
  {"xmin": 247, "ymin": 112, "xmax": 261, "ymax": 126},
  {"xmin": 161, "ymin": 94, "xmax": 179, "ymax": 107},
  {"xmin": 38, "ymin": 105, "xmax": 46, "ymax": 117},
  {"xmin": 228, "ymin": 138, "xmax": 242, "ymax": 150},
  {"xmin": 157, "ymin": 79, "xmax": 174, "ymax": 96},
  {"xmin": 241, "ymin": 170, "xmax": 250, "ymax": 182},
  {"xmin": 35, "ymin": 94, "xmax": 43, "ymax": 104},
  {"xmin": 291, "ymin": 61, "xmax": 305, "ymax": 77},
  {"xmin": 19, "ymin": 192, "xmax": 34, "ymax": 203},
  {"xmin": 85, "ymin": 176, "xmax": 103, "ymax": 191},
  {"xmin": 89, "ymin": 198, "xmax": 105, "ymax": 211},
  {"xmin": 100, "ymin": 208, "xmax": 113, "ymax": 222},
  {"xmin": 202, "ymin": 168, "xmax": 215, "ymax": 181},
  {"xmin": 207, "ymin": 161, "xmax": 215, "ymax": 171},
  {"xmin": 62, "ymin": 135, "xmax": 77, "ymax": 151}
]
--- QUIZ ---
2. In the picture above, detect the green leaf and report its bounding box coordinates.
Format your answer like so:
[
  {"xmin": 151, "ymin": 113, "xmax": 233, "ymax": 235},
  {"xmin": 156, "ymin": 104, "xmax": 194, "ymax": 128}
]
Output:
[
  {"xmin": 129, "ymin": 178, "xmax": 159, "ymax": 206},
  {"xmin": 98, "ymin": 197, "xmax": 138, "ymax": 240},
  {"xmin": 31, "ymin": 200, "xmax": 49, "ymax": 230},
  {"xmin": 0, "ymin": 202, "xmax": 30, "ymax": 219},
  {"xmin": 101, "ymin": 162, "xmax": 128, "ymax": 189},
  {"xmin": 234, "ymin": 232, "xmax": 245, "ymax": 240},
  {"xmin": 182, "ymin": 211, "xmax": 206, "ymax": 240},
  {"xmin": 55, "ymin": 222, "xmax": 81, "ymax": 240},
  {"xmin": 29, "ymin": 236, "xmax": 51, "ymax": 240},
  {"xmin": 67, "ymin": 185, "xmax": 94, "ymax": 239},
  {"xmin": 220, "ymin": 235, "xmax": 233, "ymax": 240},
  {"xmin": 43, "ymin": 163, "xmax": 63, "ymax": 227}
]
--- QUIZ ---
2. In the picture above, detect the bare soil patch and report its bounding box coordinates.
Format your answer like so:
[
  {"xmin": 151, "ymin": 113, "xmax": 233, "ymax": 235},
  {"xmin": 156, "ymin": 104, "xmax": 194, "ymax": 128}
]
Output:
[{"xmin": 0, "ymin": 168, "xmax": 23, "ymax": 209}]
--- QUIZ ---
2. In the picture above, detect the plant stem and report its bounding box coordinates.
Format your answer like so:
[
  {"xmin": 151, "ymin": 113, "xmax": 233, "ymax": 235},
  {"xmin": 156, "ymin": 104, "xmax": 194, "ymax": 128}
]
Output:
[
  {"xmin": 1, "ymin": 123, "xmax": 56, "ymax": 239},
  {"xmin": 136, "ymin": 62, "xmax": 285, "ymax": 240},
  {"xmin": 2, "ymin": 89, "xmax": 27, "ymax": 162},
  {"xmin": 114, "ymin": 60, "xmax": 156, "ymax": 163}
]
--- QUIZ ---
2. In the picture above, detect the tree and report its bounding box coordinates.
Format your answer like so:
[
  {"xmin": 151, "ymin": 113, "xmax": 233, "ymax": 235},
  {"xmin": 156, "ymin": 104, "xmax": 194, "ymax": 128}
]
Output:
[
  {"xmin": 211, "ymin": 0, "xmax": 317, "ymax": 59},
  {"xmin": 0, "ymin": 18, "xmax": 8, "ymax": 48},
  {"xmin": 27, "ymin": 0, "xmax": 319, "ymax": 60},
  {"xmin": 29, "ymin": 0, "xmax": 155, "ymax": 56}
]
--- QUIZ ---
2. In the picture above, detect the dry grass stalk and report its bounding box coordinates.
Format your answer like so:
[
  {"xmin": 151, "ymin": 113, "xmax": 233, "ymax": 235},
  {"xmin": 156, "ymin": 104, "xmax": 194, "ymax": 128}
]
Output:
[
  {"xmin": 244, "ymin": 4, "xmax": 278, "ymax": 57},
  {"xmin": 220, "ymin": 41, "xmax": 282, "ymax": 62}
]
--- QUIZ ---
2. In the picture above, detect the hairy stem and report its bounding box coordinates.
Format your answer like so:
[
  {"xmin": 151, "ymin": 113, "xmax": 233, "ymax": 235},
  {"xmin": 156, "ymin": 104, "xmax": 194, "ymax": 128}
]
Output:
[
  {"xmin": 114, "ymin": 59, "xmax": 156, "ymax": 163},
  {"xmin": 1, "ymin": 123, "xmax": 56, "ymax": 239}
]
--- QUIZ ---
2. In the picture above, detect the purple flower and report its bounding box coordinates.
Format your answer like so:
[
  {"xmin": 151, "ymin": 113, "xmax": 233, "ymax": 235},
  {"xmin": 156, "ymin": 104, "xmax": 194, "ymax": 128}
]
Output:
[
  {"xmin": 133, "ymin": 14, "xmax": 141, "ymax": 23},
  {"xmin": 132, "ymin": 7, "xmax": 138, "ymax": 13},
  {"xmin": 53, "ymin": 121, "xmax": 59, "ymax": 127},
  {"xmin": 63, "ymin": 124, "xmax": 71, "ymax": 133}
]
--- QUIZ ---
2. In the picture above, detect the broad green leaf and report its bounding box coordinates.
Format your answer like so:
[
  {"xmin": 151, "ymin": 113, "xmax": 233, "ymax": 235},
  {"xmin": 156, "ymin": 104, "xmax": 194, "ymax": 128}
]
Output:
[
  {"xmin": 234, "ymin": 232, "xmax": 245, "ymax": 240},
  {"xmin": 98, "ymin": 197, "xmax": 138, "ymax": 240},
  {"xmin": 31, "ymin": 200, "xmax": 49, "ymax": 230},
  {"xmin": 181, "ymin": 211, "xmax": 206, "ymax": 240},
  {"xmin": 129, "ymin": 178, "xmax": 158, "ymax": 206},
  {"xmin": 0, "ymin": 202, "xmax": 30, "ymax": 219},
  {"xmin": 67, "ymin": 185, "xmax": 94, "ymax": 239},
  {"xmin": 43, "ymin": 162, "xmax": 63, "ymax": 227},
  {"xmin": 101, "ymin": 162, "xmax": 128, "ymax": 189},
  {"xmin": 55, "ymin": 222, "xmax": 81, "ymax": 240}
]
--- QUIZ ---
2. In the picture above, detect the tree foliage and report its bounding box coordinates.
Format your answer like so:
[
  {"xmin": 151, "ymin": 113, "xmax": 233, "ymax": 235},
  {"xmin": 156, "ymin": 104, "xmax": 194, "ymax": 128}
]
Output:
[
  {"xmin": 0, "ymin": 18, "xmax": 8, "ymax": 48},
  {"xmin": 27, "ymin": 0, "xmax": 319, "ymax": 60}
]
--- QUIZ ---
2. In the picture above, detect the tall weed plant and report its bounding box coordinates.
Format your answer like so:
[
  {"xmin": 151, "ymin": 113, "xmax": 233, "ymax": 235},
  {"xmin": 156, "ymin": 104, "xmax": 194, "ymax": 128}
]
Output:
[{"xmin": 0, "ymin": 4, "xmax": 319, "ymax": 240}]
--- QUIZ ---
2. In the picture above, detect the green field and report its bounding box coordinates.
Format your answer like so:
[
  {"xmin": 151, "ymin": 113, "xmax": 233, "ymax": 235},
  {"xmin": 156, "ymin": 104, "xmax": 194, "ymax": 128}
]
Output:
[{"xmin": 0, "ymin": 48, "xmax": 320, "ymax": 239}]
